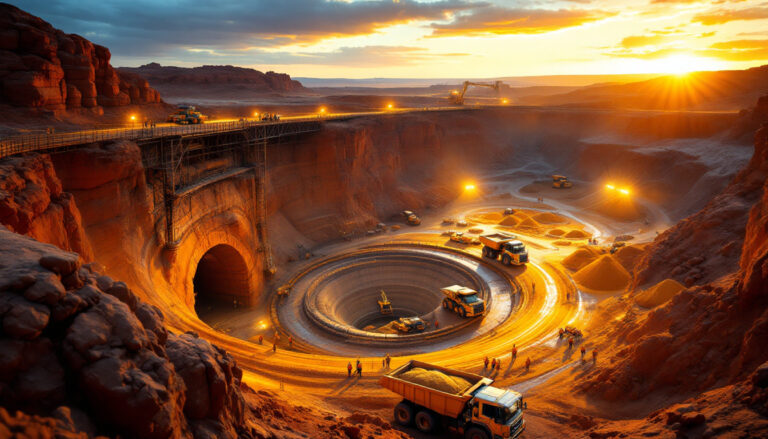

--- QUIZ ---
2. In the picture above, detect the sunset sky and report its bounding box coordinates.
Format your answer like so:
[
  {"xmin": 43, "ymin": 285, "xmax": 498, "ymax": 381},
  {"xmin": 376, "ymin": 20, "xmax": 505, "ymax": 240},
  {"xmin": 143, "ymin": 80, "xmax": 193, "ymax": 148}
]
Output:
[{"xmin": 13, "ymin": 0, "xmax": 768, "ymax": 78}]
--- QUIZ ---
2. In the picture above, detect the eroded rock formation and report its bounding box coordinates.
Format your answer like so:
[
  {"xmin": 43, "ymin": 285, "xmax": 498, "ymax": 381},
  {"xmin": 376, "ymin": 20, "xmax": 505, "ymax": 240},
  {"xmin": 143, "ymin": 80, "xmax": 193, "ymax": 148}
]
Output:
[
  {"xmin": 0, "ymin": 153, "xmax": 93, "ymax": 260},
  {"xmin": 0, "ymin": 3, "xmax": 161, "ymax": 112},
  {"xmin": 0, "ymin": 228, "xmax": 254, "ymax": 438}
]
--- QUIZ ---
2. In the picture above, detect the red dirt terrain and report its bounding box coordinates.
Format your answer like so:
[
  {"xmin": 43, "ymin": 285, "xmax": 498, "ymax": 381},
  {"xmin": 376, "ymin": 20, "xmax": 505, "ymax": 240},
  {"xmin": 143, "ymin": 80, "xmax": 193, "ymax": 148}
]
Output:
[{"xmin": 527, "ymin": 102, "xmax": 768, "ymax": 438}]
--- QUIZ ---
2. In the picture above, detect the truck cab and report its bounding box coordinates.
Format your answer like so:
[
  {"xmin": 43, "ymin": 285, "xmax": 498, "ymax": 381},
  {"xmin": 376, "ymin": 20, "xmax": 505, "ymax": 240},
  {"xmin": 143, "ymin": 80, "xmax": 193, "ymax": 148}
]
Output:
[
  {"xmin": 501, "ymin": 240, "xmax": 528, "ymax": 265},
  {"xmin": 442, "ymin": 285, "xmax": 485, "ymax": 317},
  {"xmin": 467, "ymin": 387, "xmax": 526, "ymax": 439}
]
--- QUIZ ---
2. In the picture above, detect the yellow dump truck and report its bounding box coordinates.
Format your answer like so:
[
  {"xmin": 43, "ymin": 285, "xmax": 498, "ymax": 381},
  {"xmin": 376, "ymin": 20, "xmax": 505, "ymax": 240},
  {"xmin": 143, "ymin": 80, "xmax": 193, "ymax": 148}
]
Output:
[
  {"xmin": 441, "ymin": 285, "xmax": 485, "ymax": 317},
  {"xmin": 479, "ymin": 233, "xmax": 528, "ymax": 265},
  {"xmin": 380, "ymin": 360, "xmax": 525, "ymax": 439},
  {"xmin": 552, "ymin": 175, "xmax": 572, "ymax": 188}
]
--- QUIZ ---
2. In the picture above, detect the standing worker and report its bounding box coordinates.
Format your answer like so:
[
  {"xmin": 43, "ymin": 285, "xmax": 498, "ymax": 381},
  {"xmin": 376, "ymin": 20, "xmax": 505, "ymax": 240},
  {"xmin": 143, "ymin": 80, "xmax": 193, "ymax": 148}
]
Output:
[
  {"xmin": 496, "ymin": 358, "xmax": 501, "ymax": 371},
  {"xmin": 272, "ymin": 341, "xmax": 277, "ymax": 353},
  {"xmin": 592, "ymin": 349, "xmax": 598, "ymax": 364},
  {"xmin": 357, "ymin": 361, "xmax": 363, "ymax": 377},
  {"xmin": 491, "ymin": 358, "xmax": 496, "ymax": 370},
  {"xmin": 347, "ymin": 362, "xmax": 352, "ymax": 377},
  {"xmin": 484, "ymin": 356, "xmax": 489, "ymax": 370},
  {"xmin": 434, "ymin": 319, "xmax": 439, "ymax": 329},
  {"xmin": 580, "ymin": 345, "xmax": 586, "ymax": 361},
  {"xmin": 385, "ymin": 354, "xmax": 391, "ymax": 369},
  {"xmin": 525, "ymin": 357, "xmax": 531, "ymax": 372},
  {"xmin": 288, "ymin": 336, "xmax": 293, "ymax": 348},
  {"xmin": 258, "ymin": 335, "xmax": 263, "ymax": 345},
  {"xmin": 511, "ymin": 344, "xmax": 517, "ymax": 360},
  {"xmin": 568, "ymin": 337, "xmax": 574, "ymax": 350}
]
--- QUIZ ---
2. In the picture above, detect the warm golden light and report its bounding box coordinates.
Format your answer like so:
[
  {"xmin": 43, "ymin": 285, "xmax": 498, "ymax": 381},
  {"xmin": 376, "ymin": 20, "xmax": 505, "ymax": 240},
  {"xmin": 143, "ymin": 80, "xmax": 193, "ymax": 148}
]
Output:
[
  {"xmin": 464, "ymin": 183, "xmax": 476, "ymax": 191},
  {"xmin": 501, "ymin": 98, "xmax": 509, "ymax": 104},
  {"xmin": 258, "ymin": 320, "xmax": 268, "ymax": 329},
  {"xmin": 319, "ymin": 107, "xmax": 326, "ymax": 114},
  {"xmin": 254, "ymin": 112, "xmax": 259, "ymax": 117},
  {"xmin": 618, "ymin": 188, "xmax": 630, "ymax": 195},
  {"xmin": 605, "ymin": 184, "xmax": 615, "ymax": 190},
  {"xmin": 387, "ymin": 103, "xmax": 393, "ymax": 109},
  {"xmin": 130, "ymin": 115, "xmax": 136, "ymax": 121}
]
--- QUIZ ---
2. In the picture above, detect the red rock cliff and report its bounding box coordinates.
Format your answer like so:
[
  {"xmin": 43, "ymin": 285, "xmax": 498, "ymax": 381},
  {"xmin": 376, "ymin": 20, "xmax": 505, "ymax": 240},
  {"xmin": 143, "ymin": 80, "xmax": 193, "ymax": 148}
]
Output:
[{"xmin": 0, "ymin": 3, "xmax": 162, "ymax": 112}]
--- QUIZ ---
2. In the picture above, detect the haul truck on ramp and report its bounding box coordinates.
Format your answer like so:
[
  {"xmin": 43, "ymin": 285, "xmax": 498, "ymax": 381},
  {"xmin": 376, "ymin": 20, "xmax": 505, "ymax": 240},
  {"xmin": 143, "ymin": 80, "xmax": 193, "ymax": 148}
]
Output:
[
  {"xmin": 380, "ymin": 360, "xmax": 525, "ymax": 439},
  {"xmin": 480, "ymin": 233, "xmax": 529, "ymax": 265}
]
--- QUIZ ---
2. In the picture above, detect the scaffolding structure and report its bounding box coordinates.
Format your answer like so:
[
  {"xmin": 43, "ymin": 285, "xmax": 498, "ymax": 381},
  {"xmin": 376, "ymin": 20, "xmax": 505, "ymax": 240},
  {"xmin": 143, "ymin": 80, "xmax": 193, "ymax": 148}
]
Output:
[{"xmin": 139, "ymin": 120, "xmax": 321, "ymax": 274}]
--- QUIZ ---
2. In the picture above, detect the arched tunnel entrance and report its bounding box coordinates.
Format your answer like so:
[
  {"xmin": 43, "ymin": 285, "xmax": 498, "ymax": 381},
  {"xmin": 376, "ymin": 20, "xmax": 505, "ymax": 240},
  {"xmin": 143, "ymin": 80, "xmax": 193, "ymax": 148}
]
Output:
[{"xmin": 193, "ymin": 244, "xmax": 252, "ymax": 317}]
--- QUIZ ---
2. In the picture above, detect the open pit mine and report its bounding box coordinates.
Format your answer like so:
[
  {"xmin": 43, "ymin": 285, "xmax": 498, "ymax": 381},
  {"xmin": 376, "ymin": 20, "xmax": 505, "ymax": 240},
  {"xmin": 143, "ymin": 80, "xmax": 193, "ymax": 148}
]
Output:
[{"xmin": 2, "ymin": 3, "xmax": 768, "ymax": 439}]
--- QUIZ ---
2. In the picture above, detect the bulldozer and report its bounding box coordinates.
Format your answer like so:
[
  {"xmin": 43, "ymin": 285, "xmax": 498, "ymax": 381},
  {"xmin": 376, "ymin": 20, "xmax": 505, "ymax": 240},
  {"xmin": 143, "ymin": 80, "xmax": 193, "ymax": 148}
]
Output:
[
  {"xmin": 392, "ymin": 317, "xmax": 425, "ymax": 333},
  {"xmin": 167, "ymin": 105, "xmax": 206, "ymax": 125},
  {"xmin": 552, "ymin": 175, "xmax": 573, "ymax": 188},
  {"xmin": 378, "ymin": 290, "xmax": 393, "ymax": 315},
  {"xmin": 449, "ymin": 81, "xmax": 502, "ymax": 105}
]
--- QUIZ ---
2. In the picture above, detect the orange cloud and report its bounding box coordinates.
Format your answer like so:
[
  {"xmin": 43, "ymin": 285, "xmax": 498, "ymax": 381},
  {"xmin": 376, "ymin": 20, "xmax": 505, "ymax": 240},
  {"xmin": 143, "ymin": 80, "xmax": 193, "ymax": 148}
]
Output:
[
  {"xmin": 693, "ymin": 6, "xmax": 768, "ymax": 25},
  {"xmin": 699, "ymin": 39, "xmax": 768, "ymax": 61},
  {"xmin": 620, "ymin": 34, "xmax": 669, "ymax": 48},
  {"xmin": 429, "ymin": 7, "xmax": 614, "ymax": 37}
]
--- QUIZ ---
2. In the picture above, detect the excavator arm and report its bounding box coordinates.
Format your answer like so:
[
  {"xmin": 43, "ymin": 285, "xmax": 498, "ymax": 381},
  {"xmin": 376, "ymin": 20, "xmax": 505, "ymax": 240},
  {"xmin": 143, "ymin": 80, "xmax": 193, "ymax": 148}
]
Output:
[{"xmin": 450, "ymin": 81, "xmax": 502, "ymax": 105}]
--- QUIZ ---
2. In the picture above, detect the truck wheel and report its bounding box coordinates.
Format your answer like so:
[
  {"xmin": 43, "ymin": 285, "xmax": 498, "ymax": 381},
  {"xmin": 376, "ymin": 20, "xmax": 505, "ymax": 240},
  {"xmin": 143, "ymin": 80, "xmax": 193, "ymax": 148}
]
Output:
[
  {"xmin": 502, "ymin": 254, "xmax": 511, "ymax": 265},
  {"xmin": 482, "ymin": 246, "xmax": 489, "ymax": 258},
  {"xmin": 415, "ymin": 411, "xmax": 437, "ymax": 433},
  {"xmin": 465, "ymin": 427, "xmax": 490, "ymax": 439},
  {"xmin": 394, "ymin": 402, "xmax": 414, "ymax": 426},
  {"xmin": 458, "ymin": 307, "xmax": 466, "ymax": 318},
  {"xmin": 442, "ymin": 299, "xmax": 450, "ymax": 309}
]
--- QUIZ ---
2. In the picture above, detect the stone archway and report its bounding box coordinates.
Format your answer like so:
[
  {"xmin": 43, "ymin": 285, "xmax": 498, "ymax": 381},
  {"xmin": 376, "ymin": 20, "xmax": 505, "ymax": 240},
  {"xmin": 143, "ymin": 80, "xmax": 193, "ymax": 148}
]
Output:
[{"xmin": 193, "ymin": 244, "xmax": 251, "ymax": 315}]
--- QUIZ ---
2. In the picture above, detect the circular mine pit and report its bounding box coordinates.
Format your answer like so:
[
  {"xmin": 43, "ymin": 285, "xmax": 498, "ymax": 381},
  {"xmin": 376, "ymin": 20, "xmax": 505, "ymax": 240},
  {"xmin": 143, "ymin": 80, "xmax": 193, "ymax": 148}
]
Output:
[{"xmin": 278, "ymin": 246, "xmax": 517, "ymax": 355}]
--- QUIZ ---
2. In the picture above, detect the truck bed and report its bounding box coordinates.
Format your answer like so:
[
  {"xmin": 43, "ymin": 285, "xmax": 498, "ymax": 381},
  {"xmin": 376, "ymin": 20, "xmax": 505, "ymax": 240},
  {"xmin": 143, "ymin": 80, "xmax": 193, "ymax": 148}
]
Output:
[
  {"xmin": 379, "ymin": 360, "xmax": 491, "ymax": 418},
  {"xmin": 479, "ymin": 233, "xmax": 514, "ymax": 249}
]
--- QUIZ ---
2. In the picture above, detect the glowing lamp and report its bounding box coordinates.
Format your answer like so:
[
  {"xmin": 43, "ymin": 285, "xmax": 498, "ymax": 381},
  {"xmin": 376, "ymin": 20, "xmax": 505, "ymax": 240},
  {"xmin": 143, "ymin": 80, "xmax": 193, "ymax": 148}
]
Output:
[
  {"xmin": 464, "ymin": 183, "xmax": 476, "ymax": 191},
  {"xmin": 387, "ymin": 103, "xmax": 393, "ymax": 109},
  {"xmin": 619, "ymin": 188, "xmax": 630, "ymax": 195},
  {"xmin": 605, "ymin": 184, "xmax": 615, "ymax": 190},
  {"xmin": 501, "ymin": 98, "xmax": 509, "ymax": 104},
  {"xmin": 130, "ymin": 115, "xmax": 136, "ymax": 121}
]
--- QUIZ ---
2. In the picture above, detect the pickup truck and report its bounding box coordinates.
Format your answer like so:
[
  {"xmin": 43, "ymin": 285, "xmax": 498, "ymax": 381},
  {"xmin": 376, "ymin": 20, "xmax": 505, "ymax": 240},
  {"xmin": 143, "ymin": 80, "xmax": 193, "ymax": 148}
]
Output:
[{"xmin": 380, "ymin": 360, "xmax": 525, "ymax": 439}]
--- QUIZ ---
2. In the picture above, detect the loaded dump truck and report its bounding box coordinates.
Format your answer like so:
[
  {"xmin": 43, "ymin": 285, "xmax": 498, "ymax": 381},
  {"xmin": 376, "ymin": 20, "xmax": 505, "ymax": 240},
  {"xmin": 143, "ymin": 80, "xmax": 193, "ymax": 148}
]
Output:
[
  {"xmin": 380, "ymin": 360, "xmax": 525, "ymax": 439},
  {"xmin": 167, "ymin": 105, "xmax": 206, "ymax": 125},
  {"xmin": 441, "ymin": 285, "xmax": 485, "ymax": 317},
  {"xmin": 552, "ymin": 175, "xmax": 572, "ymax": 188},
  {"xmin": 480, "ymin": 233, "xmax": 528, "ymax": 265}
]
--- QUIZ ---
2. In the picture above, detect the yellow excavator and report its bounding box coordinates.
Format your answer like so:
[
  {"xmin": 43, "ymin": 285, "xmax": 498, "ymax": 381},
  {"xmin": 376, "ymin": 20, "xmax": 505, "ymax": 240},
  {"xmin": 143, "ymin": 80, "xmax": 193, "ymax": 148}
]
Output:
[
  {"xmin": 378, "ymin": 290, "xmax": 393, "ymax": 315},
  {"xmin": 449, "ymin": 80, "xmax": 502, "ymax": 105}
]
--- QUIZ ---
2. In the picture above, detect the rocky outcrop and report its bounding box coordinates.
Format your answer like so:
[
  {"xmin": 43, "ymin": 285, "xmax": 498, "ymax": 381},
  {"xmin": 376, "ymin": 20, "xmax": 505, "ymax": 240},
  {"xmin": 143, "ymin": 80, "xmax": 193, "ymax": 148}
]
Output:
[
  {"xmin": 118, "ymin": 63, "xmax": 307, "ymax": 99},
  {"xmin": 0, "ymin": 227, "xmax": 256, "ymax": 438},
  {"xmin": 0, "ymin": 3, "xmax": 161, "ymax": 112},
  {"xmin": 0, "ymin": 153, "xmax": 93, "ymax": 260}
]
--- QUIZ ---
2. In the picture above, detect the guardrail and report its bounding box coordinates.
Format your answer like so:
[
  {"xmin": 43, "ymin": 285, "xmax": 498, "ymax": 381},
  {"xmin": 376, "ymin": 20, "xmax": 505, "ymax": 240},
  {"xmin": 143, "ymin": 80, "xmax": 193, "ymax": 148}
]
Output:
[
  {"xmin": 0, "ymin": 106, "xmax": 471, "ymax": 160},
  {"xmin": 0, "ymin": 117, "xmax": 332, "ymax": 159}
]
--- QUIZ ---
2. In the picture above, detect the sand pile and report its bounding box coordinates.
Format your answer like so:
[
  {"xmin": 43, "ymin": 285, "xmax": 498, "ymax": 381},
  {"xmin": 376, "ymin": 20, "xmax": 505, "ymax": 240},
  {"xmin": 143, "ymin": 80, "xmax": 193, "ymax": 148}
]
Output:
[
  {"xmin": 518, "ymin": 217, "xmax": 539, "ymax": 229},
  {"xmin": 562, "ymin": 246, "xmax": 601, "ymax": 271},
  {"xmin": 399, "ymin": 368, "xmax": 472, "ymax": 394},
  {"xmin": 573, "ymin": 254, "xmax": 631, "ymax": 291},
  {"xmin": 548, "ymin": 228, "xmax": 565, "ymax": 236},
  {"xmin": 614, "ymin": 244, "xmax": 645, "ymax": 270},
  {"xmin": 635, "ymin": 278, "xmax": 685, "ymax": 308},
  {"xmin": 366, "ymin": 321, "xmax": 400, "ymax": 334},
  {"xmin": 554, "ymin": 240, "xmax": 571, "ymax": 246},
  {"xmin": 534, "ymin": 212, "xmax": 566, "ymax": 224},
  {"xmin": 565, "ymin": 229, "xmax": 590, "ymax": 239},
  {"xmin": 499, "ymin": 216, "xmax": 519, "ymax": 226}
]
